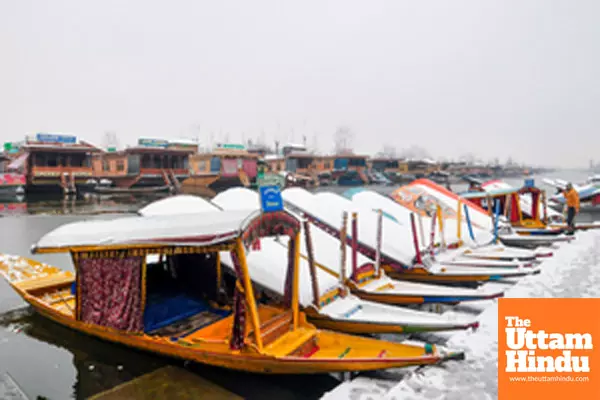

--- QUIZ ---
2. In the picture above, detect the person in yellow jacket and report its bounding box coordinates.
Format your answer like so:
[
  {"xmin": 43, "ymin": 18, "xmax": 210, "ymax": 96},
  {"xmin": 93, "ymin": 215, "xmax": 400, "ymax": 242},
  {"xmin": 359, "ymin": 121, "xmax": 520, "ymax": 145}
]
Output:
[{"xmin": 564, "ymin": 183, "xmax": 580, "ymax": 234}]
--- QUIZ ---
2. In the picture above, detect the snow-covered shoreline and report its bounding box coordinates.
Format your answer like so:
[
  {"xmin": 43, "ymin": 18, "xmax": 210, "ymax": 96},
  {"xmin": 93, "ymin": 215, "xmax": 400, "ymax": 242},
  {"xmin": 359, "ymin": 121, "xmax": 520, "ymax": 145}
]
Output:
[{"xmin": 322, "ymin": 230, "xmax": 600, "ymax": 400}]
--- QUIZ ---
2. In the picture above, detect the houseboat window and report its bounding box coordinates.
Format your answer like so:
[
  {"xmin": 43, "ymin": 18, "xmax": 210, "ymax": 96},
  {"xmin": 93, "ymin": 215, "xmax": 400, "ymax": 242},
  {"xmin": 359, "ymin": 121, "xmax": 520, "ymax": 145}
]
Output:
[
  {"xmin": 103, "ymin": 160, "xmax": 110, "ymax": 171},
  {"xmin": 324, "ymin": 161, "xmax": 330, "ymax": 169},
  {"xmin": 349, "ymin": 158, "xmax": 366, "ymax": 167},
  {"xmin": 116, "ymin": 160, "xmax": 125, "ymax": 172},
  {"xmin": 372, "ymin": 161, "xmax": 387, "ymax": 171},
  {"xmin": 142, "ymin": 154, "xmax": 152, "ymax": 169},
  {"xmin": 297, "ymin": 158, "xmax": 313, "ymax": 169},
  {"xmin": 197, "ymin": 160, "xmax": 206, "ymax": 171},
  {"xmin": 182, "ymin": 156, "xmax": 189, "ymax": 169},
  {"xmin": 45, "ymin": 153, "xmax": 58, "ymax": 167}
]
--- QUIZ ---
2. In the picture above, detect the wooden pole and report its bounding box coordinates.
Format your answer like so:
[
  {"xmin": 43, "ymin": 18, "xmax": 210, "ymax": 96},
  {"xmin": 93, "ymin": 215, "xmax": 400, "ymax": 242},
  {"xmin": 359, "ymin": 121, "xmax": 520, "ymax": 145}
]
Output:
[
  {"xmin": 235, "ymin": 238, "xmax": 263, "ymax": 350},
  {"xmin": 351, "ymin": 212, "xmax": 358, "ymax": 280},
  {"xmin": 339, "ymin": 211, "xmax": 348, "ymax": 295},
  {"xmin": 303, "ymin": 220, "xmax": 320, "ymax": 308},
  {"xmin": 375, "ymin": 209, "xmax": 383, "ymax": 277},
  {"xmin": 410, "ymin": 213, "xmax": 423, "ymax": 264},
  {"xmin": 291, "ymin": 232, "xmax": 301, "ymax": 330},
  {"xmin": 436, "ymin": 204, "xmax": 445, "ymax": 250},
  {"xmin": 456, "ymin": 199, "xmax": 462, "ymax": 245}
]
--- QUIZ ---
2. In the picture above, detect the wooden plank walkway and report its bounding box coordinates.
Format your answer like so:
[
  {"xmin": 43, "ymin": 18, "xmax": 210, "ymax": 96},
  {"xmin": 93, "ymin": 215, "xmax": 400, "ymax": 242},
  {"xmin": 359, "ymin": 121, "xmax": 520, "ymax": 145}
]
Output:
[{"xmin": 88, "ymin": 365, "xmax": 242, "ymax": 400}]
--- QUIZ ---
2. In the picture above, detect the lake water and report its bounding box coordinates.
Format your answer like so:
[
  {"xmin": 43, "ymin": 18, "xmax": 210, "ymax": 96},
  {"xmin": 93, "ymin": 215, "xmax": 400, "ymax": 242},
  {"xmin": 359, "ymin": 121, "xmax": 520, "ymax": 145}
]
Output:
[{"xmin": 0, "ymin": 171, "xmax": 595, "ymax": 399}]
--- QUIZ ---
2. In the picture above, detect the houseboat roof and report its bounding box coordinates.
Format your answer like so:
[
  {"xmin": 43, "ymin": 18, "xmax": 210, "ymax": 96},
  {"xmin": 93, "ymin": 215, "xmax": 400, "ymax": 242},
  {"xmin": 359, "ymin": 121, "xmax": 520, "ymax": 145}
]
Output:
[
  {"xmin": 370, "ymin": 156, "xmax": 403, "ymax": 162},
  {"xmin": 286, "ymin": 152, "xmax": 318, "ymax": 159},
  {"xmin": 193, "ymin": 149, "xmax": 259, "ymax": 158},
  {"xmin": 264, "ymin": 154, "xmax": 284, "ymax": 161},
  {"xmin": 120, "ymin": 146, "xmax": 197, "ymax": 155},
  {"xmin": 333, "ymin": 154, "xmax": 368, "ymax": 159},
  {"xmin": 32, "ymin": 209, "xmax": 269, "ymax": 253},
  {"xmin": 22, "ymin": 141, "xmax": 102, "ymax": 153}
]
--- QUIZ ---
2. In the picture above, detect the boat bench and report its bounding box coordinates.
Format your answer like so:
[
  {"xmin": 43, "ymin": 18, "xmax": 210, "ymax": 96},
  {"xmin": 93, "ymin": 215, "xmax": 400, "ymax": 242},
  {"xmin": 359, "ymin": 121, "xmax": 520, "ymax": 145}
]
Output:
[
  {"xmin": 15, "ymin": 273, "xmax": 74, "ymax": 293},
  {"xmin": 248, "ymin": 310, "xmax": 293, "ymax": 348}
]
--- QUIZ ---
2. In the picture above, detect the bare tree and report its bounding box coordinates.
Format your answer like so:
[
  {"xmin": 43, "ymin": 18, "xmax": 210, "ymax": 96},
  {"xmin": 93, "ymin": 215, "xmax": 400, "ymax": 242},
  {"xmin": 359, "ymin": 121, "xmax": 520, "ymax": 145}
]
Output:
[
  {"xmin": 379, "ymin": 144, "xmax": 397, "ymax": 158},
  {"xmin": 398, "ymin": 145, "xmax": 430, "ymax": 160},
  {"xmin": 333, "ymin": 126, "xmax": 354, "ymax": 154},
  {"xmin": 103, "ymin": 131, "xmax": 119, "ymax": 150}
]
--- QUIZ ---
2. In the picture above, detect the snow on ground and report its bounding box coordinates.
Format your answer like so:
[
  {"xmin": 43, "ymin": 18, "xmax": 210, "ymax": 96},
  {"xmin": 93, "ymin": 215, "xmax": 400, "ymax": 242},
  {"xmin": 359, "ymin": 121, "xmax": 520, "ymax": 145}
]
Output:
[{"xmin": 322, "ymin": 229, "xmax": 600, "ymax": 400}]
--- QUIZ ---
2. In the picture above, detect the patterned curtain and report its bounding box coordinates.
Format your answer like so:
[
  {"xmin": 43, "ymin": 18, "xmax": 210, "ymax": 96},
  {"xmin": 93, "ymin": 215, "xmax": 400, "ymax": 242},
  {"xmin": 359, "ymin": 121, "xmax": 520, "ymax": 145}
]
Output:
[
  {"xmin": 78, "ymin": 256, "xmax": 143, "ymax": 332},
  {"xmin": 229, "ymin": 251, "xmax": 246, "ymax": 350}
]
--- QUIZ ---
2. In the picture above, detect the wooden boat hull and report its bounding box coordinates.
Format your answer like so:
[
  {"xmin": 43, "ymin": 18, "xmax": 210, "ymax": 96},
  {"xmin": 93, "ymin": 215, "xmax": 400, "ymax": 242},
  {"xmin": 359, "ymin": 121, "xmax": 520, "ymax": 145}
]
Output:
[
  {"xmin": 382, "ymin": 265, "xmax": 536, "ymax": 285},
  {"xmin": 0, "ymin": 255, "xmax": 463, "ymax": 374}
]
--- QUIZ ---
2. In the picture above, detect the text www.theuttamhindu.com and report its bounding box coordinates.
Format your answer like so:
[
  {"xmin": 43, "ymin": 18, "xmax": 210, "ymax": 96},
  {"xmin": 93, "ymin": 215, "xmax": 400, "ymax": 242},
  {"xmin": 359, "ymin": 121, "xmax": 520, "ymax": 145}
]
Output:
[{"xmin": 508, "ymin": 376, "xmax": 590, "ymax": 383}]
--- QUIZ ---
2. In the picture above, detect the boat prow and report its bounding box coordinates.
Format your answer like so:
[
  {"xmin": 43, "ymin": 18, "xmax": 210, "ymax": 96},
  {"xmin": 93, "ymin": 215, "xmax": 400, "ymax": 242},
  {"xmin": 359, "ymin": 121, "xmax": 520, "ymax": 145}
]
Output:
[
  {"xmin": 306, "ymin": 294, "xmax": 479, "ymax": 334},
  {"xmin": 350, "ymin": 273, "xmax": 504, "ymax": 304},
  {"xmin": 383, "ymin": 263, "xmax": 539, "ymax": 285},
  {"xmin": 499, "ymin": 233, "xmax": 574, "ymax": 248}
]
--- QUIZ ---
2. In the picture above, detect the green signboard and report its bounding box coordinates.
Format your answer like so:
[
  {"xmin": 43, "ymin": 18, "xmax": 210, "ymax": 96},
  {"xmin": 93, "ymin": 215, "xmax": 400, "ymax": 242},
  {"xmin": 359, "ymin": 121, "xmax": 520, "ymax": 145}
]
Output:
[
  {"xmin": 217, "ymin": 143, "xmax": 245, "ymax": 150},
  {"xmin": 3, "ymin": 142, "xmax": 20, "ymax": 154},
  {"xmin": 256, "ymin": 173, "xmax": 286, "ymax": 188}
]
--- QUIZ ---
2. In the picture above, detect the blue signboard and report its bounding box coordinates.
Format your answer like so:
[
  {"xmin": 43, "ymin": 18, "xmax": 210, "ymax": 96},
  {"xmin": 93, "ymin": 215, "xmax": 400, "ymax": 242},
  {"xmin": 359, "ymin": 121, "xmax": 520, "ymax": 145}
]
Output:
[
  {"xmin": 259, "ymin": 185, "xmax": 284, "ymax": 213},
  {"xmin": 524, "ymin": 178, "xmax": 535, "ymax": 188},
  {"xmin": 36, "ymin": 133, "xmax": 77, "ymax": 144}
]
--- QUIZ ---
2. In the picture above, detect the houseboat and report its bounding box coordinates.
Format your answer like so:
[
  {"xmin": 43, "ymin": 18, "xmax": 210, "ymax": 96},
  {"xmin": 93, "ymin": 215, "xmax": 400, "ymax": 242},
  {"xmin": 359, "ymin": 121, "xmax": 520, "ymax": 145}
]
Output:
[
  {"xmin": 332, "ymin": 154, "xmax": 369, "ymax": 186},
  {"xmin": 0, "ymin": 153, "xmax": 26, "ymax": 198},
  {"xmin": 92, "ymin": 138, "xmax": 197, "ymax": 194},
  {"xmin": 369, "ymin": 157, "xmax": 409, "ymax": 184},
  {"xmin": 8, "ymin": 133, "xmax": 100, "ymax": 195},
  {"xmin": 182, "ymin": 144, "xmax": 259, "ymax": 194}
]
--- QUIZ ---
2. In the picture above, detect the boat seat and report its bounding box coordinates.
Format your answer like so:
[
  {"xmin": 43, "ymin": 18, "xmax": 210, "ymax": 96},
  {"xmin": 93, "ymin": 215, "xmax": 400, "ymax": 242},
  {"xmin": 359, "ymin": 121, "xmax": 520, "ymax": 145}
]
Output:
[
  {"xmin": 264, "ymin": 327, "xmax": 316, "ymax": 357},
  {"xmin": 15, "ymin": 273, "xmax": 74, "ymax": 293},
  {"xmin": 247, "ymin": 310, "xmax": 293, "ymax": 348}
]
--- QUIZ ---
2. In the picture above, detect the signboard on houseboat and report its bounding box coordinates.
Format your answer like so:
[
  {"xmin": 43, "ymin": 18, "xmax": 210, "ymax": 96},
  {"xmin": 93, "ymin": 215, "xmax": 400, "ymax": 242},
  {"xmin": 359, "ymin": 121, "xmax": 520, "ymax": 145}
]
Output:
[
  {"xmin": 138, "ymin": 138, "xmax": 169, "ymax": 148},
  {"xmin": 35, "ymin": 133, "xmax": 77, "ymax": 144}
]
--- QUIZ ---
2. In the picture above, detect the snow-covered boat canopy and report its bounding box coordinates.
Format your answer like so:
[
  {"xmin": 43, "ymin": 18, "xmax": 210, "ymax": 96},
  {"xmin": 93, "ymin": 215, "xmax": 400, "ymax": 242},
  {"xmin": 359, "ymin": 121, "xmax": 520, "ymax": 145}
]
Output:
[{"xmin": 32, "ymin": 209, "xmax": 301, "ymax": 254}]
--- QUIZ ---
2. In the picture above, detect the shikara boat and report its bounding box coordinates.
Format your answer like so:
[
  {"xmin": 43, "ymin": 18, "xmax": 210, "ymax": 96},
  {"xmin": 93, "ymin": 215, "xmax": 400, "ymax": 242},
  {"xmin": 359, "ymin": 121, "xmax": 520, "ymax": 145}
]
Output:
[
  {"xmin": 0, "ymin": 210, "xmax": 465, "ymax": 374},
  {"xmin": 282, "ymin": 188, "xmax": 537, "ymax": 285},
  {"xmin": 484, "ymin": 179, "xmax": 600, "ymax": 231},
  {"xmin": 344, "ymin": 188, "xmax": 536, "ymax": 269},
  {"xmin": 459, "ymin": 188, "xmax": 574, "ymax": 246},
  {"xmin": 139, "ymin": 194, "xmax": 486, "ymax": 333},
  {"xmin": 392, "ymin": 179, "xmax": 558, "ymax": 255},
  {"xmin": 210, "ymin": 189, "xmax": 505, "ymax": 304}
]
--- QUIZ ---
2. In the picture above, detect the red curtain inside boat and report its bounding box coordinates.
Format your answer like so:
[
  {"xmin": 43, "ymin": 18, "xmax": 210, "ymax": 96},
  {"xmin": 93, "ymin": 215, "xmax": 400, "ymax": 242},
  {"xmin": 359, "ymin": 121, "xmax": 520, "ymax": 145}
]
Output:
[
  {"xmin": 530, "ymin": 191, "xmax": 540, "ymax": 219},
  {"xmin": 510, "ymin": 194, "xmax": 520, "ymax": 222},
  {"xmin": 221, "ymin": 159, "xmax": 239, "ymax": 177},
  {"xmin": 228, "ymin": 251, "xmax": 246, "ymax": 350},
  {"xmin": 242, "ymin": 159, "xmax": 257, "ymax": 178},
  {"xmin": 78, "ymin": 256, "xmax": 143, "ymax": 332}
]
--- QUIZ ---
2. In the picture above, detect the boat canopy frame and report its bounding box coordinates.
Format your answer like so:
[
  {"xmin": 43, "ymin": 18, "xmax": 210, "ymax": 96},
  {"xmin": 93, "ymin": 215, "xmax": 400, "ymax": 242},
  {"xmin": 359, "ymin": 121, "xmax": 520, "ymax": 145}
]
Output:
[{"xmin": 31, "ymin": 209, "xmax": 304, "ymax": 353}]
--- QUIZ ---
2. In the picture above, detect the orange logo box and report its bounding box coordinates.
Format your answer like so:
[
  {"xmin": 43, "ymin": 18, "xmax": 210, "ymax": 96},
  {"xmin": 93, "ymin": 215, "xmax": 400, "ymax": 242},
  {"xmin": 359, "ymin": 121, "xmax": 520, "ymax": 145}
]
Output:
[{"xmin": 498, "ymin": 298, "xmax": 600, "ymax": 399}]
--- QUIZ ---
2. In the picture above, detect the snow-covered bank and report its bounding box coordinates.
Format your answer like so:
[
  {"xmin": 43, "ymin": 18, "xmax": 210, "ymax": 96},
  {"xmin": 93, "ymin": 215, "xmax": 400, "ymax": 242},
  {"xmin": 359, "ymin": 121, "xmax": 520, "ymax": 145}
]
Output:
[{"xmin": 322, "ymin": 230, "xmax": 600, "ymax": 400}]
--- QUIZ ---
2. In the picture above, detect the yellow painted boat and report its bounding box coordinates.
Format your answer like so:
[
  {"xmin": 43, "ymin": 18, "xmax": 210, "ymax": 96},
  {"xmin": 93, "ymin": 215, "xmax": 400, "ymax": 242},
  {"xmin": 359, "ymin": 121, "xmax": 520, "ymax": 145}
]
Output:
[{"xmin": 0, "ymin": 209, "xmax": 463, "ymax": 374}]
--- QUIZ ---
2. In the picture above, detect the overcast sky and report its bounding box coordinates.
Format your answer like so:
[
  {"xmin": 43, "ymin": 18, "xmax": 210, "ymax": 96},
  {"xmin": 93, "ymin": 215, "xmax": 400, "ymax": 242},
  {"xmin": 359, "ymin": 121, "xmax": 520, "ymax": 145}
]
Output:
[{"xmin": 1, "ymin": 1, "xmax": 599, "ymax": 167}]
